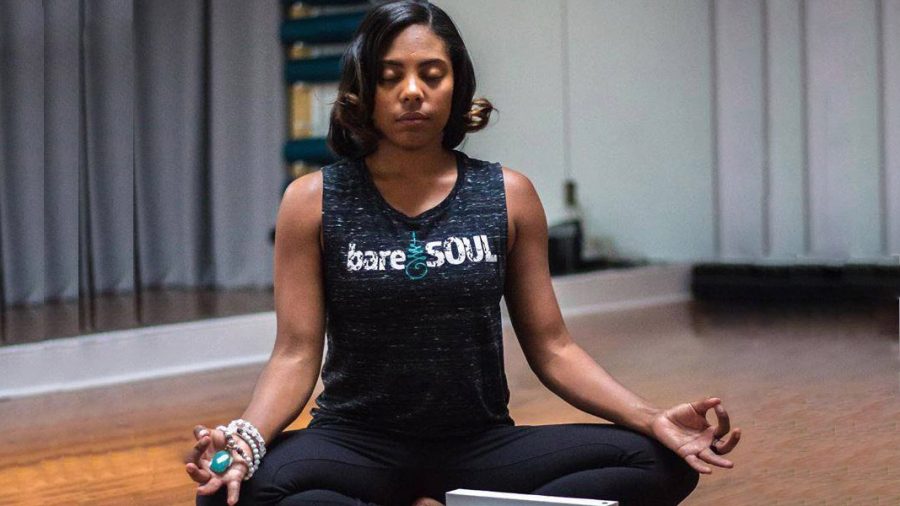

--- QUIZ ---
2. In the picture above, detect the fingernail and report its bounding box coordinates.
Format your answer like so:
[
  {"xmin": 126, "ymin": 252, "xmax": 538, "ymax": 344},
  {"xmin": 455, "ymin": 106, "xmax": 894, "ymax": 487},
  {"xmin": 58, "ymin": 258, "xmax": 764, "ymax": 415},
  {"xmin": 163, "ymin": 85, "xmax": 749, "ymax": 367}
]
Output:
[{"xmin": 198, "ymin": 429, "xmax": 209, "ymax": 437}]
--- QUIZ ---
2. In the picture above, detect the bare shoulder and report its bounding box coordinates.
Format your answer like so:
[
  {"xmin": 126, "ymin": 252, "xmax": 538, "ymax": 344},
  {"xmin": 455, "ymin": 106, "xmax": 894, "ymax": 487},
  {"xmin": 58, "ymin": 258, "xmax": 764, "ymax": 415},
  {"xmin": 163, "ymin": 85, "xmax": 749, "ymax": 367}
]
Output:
[
  {"xmin": 503, "ymin": 167, "xmax": 541, "ymax": 216},
  {"xmin": 503, "ymin": 167, "xmax": 540, "ymax": 215},
  {"xmin": 283, "ymin": 169, "xmax": 323, "ymax": 207},
  {"xmin": 501, "ymin": 166, "xmax": 544, "ymax": 252},
  {"xmin": 501, "ymin": 165, "xmax": 535, "ymax": 193},
  {"xmin": 277, "ymin": 169, "xmax": 324, "ymax": 251}
]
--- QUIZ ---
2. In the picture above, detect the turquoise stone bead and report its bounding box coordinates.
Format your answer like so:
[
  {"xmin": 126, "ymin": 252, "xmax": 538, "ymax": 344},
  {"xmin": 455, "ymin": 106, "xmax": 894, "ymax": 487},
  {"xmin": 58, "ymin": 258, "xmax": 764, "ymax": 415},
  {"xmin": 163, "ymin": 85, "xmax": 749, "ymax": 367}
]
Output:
[{"xmin": 210, "ymin": 450, "xmax": 233, "ymax": 473}]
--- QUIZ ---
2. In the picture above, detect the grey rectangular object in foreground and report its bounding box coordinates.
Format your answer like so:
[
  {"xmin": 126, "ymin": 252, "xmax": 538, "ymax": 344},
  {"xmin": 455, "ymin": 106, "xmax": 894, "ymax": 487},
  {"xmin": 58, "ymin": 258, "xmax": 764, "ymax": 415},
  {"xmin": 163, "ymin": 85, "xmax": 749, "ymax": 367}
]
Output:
[{"xmin": 445, "ymin": 489, "xmax": 617, "ymax": 506}]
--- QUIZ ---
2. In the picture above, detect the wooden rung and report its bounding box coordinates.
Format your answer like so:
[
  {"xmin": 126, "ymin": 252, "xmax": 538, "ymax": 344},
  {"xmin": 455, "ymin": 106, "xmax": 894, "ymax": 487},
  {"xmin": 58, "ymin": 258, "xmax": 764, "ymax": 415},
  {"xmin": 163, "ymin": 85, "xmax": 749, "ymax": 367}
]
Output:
[{"xmin": 291, "ymin": 83, "xmax": 313, "ymax": 138}]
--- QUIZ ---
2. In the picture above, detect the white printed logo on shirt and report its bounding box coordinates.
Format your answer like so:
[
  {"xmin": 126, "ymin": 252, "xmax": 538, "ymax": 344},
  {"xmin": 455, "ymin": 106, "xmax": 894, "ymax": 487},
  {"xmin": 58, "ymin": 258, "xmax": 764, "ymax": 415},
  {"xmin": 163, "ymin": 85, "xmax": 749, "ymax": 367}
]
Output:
[{"xmin": 345, "ymin": 231, "xmax": 497, "ymax": 280}]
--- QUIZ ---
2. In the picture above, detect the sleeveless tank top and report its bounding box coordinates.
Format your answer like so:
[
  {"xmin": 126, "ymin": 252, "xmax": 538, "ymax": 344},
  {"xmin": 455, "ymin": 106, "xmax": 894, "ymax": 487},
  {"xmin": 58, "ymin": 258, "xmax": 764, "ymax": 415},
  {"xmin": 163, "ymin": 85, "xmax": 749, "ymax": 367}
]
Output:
[{"xmin": 308, "ymin": 149, "xmax": 516, "ymax": 439}]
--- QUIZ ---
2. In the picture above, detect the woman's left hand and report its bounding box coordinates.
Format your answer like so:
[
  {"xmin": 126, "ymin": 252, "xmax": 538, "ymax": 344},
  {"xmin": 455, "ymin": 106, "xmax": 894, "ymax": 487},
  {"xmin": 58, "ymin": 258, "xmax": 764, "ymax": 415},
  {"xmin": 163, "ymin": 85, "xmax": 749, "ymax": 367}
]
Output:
[{"xmin": 649, "ymin": 397, "xmax": 742, "ymax": 474}]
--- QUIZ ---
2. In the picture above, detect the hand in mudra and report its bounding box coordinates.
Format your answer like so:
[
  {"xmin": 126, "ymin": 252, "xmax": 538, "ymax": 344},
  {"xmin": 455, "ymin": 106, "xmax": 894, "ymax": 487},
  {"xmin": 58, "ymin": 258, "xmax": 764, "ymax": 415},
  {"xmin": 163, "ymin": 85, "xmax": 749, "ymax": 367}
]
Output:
[
  {"xmin": 185, "ymin": 425, "xmax": 250, "ymax": 505},
  {"xmin": 649, "ymin": 397, "xmax": 742, "ymax": 474}
]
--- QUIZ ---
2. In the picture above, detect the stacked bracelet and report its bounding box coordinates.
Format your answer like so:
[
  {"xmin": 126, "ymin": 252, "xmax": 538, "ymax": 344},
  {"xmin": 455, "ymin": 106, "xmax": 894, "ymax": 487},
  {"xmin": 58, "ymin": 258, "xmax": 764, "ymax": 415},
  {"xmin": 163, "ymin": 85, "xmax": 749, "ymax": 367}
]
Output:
[
  {"xmin": 217, "ymin": 426, "xmax": 251, "ymax": 466},
  {"xmin": 236, "ymin": 427, "xmax": 261, "ymax": 463},
  {"xmin": 227, "ymin": 419, "xmax": 267, "ymax": 458},
  {"xmin": 216, "ymin": 424, "xmax": 261, "ymax": 481}
]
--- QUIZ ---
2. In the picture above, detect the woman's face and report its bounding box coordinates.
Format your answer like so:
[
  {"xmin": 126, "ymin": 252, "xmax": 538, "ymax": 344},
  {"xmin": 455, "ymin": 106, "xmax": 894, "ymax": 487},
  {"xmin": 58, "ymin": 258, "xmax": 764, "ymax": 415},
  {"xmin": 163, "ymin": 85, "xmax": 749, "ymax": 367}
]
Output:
[{"xmin": 371, "ymin": 24, "xmax": 454, "ymax": 151}]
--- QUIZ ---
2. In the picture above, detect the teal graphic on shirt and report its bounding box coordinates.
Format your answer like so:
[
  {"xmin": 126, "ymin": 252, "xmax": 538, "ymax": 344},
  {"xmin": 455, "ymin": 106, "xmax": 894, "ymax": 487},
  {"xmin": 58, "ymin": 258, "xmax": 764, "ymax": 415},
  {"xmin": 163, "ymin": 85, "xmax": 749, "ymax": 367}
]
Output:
[{"xmin": 404, "ymin": 231, "xmax": 429, "ymax": 280}]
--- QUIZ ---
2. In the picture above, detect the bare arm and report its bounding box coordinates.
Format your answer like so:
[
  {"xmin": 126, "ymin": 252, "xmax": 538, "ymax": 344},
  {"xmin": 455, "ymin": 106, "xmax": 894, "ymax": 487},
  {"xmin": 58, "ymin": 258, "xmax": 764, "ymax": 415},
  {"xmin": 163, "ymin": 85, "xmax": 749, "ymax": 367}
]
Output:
[
  {"xmin": 502, "ymin": 167, "xmax": 660, "ymax": 436},
  {"xmin": 501, "ymin": 167, "xmax": 741, "ymax": 475},
  {"xmin": 239, "ymin": 171, "xmax": 327, "ymax": 445}
]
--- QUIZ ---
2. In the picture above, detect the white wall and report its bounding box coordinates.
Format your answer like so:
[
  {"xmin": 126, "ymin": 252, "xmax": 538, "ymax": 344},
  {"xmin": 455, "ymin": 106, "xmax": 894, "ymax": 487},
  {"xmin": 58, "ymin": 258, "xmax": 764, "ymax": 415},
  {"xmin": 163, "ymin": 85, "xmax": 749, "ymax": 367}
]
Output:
[
  {"xmin": 767, "ymin": 0, "xmax": 806, "ymax": 259},
  {"xmin": 440, "ymin": 0, "xmax": 569, "ymax": 228},
  {"xmin": 806, "ymin": 0, "xmax": 883, "ymax": 259},
  {"xmin": 566, "ymin": 0, "xmax": 715, "ymax": 262},
  {"xmin": 437, "ymin": 0, "xmax": 900, "ymax": 263}
]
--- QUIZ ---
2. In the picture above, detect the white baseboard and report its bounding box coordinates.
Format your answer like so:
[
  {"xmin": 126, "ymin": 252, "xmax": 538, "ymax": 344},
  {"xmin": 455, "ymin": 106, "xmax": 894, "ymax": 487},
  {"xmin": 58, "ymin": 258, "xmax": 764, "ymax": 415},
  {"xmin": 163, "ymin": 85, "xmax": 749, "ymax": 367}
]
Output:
[
  {"xmin": 0, "ymin": 264, "xmax": 691, "ymax": 399},
  {"xmin": 501, "ymin": 263, "xmax": 692, "ymax": 320},
  {"xmin": 0, "ymin": 313, "xmax": 276, "ymax": 399}
]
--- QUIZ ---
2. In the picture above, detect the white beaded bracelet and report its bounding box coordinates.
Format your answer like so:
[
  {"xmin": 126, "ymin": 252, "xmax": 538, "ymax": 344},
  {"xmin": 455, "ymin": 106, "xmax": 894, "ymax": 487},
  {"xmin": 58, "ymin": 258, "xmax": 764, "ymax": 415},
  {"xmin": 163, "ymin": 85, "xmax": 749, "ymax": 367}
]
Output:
[
  {"xmin": 217, "ymin": 424, "xmax": 259, "ymax": 480},
  {"xmin": 225, "ymin": 419, "xmax": 266, "ymax": 480},
  {"xmin": 227, "ymin": 419, "xmax": 267, "ymax": 457},
  {"xmin": 233, "ymin": 428, "xmax": 261, "ymax": 473}
]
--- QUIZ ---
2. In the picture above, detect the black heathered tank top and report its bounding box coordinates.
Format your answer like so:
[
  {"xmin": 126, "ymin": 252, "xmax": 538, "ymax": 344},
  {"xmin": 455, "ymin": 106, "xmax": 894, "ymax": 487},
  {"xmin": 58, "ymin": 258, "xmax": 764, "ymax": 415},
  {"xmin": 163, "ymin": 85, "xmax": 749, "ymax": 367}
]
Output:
[{"xmin": 308, "ymin": 149, "xmax": 515, "ymax": 439}]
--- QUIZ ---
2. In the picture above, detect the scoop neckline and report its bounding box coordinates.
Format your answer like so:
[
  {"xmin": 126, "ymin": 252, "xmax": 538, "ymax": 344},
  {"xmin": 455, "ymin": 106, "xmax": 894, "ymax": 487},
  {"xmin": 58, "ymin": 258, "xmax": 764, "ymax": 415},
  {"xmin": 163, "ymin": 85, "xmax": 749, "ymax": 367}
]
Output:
[{"xmin": 358, "ymin": 150, "xmax": 466, "ymax": 224}]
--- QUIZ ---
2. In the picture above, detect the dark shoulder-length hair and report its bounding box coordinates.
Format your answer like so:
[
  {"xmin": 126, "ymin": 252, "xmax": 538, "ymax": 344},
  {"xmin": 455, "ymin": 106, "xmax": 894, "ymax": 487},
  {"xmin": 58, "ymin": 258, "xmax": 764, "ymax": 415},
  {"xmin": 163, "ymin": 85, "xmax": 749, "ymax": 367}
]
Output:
[{"xmin": 327, "ymin": 0, "xmax": 495, "ymax": 159}]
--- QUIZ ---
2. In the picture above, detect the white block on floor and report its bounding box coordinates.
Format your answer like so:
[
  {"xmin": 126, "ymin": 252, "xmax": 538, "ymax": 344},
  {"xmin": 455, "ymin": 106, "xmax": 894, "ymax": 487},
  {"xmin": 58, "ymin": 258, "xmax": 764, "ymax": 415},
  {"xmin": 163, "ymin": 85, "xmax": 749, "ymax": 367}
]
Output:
[{"xmin": 445, "ymin": 488, "xmax": 617, "ymax": 506}]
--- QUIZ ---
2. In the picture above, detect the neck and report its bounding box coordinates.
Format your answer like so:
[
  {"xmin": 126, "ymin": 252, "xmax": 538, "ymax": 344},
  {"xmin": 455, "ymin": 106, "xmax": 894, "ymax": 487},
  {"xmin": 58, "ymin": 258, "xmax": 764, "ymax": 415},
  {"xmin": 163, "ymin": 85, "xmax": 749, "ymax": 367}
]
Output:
[{"xmin": 364, "ymin": 142, "xmax": 455, "ymax": 181}]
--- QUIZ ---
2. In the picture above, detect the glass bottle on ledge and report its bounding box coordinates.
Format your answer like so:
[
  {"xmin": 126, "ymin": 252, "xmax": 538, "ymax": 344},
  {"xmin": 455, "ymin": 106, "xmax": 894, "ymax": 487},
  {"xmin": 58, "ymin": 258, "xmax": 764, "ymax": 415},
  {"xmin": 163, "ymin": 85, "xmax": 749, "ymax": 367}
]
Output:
[{"xmin": 548, "ymin": 179, "xmax": 584, "ymax": 275}]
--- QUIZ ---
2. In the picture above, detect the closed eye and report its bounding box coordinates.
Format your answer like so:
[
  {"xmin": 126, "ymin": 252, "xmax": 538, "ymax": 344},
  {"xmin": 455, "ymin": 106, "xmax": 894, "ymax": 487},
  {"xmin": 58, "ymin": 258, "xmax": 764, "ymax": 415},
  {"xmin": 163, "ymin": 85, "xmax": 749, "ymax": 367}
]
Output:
[{"xmin": 379, "ymin": 75, "xmax": 444, "ymax": 84}]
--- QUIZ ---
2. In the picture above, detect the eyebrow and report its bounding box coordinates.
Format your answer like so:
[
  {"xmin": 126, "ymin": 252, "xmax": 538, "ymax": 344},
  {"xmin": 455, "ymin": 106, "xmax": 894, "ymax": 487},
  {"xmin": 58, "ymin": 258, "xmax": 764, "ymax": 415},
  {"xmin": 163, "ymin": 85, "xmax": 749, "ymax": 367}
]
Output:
[{"xmin": 380, "ymin": 58, "xmax": 448, "ymax": 68}]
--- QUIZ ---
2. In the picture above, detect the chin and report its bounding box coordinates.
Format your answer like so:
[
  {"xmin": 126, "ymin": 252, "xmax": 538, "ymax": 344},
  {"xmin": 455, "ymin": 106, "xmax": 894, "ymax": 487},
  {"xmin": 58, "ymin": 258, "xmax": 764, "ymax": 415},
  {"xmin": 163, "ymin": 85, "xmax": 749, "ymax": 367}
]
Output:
[{"xmin": 386, "ymin": 131, "xmax": 443, "ymax": 151}]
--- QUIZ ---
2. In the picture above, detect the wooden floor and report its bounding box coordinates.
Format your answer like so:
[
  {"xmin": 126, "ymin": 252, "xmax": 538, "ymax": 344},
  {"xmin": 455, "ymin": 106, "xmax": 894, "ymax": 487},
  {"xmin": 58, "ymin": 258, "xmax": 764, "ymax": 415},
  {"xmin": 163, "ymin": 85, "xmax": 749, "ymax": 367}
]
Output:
[{"xmin": 2, "ymin": 300, "xmax": 898, "ymax": 505}]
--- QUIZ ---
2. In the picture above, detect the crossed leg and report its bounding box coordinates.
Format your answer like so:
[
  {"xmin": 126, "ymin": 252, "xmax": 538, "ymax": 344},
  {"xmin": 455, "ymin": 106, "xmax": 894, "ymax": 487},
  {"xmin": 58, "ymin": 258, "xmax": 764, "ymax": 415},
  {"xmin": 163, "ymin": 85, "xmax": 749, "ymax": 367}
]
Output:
[
  {"xmin": 195, "ymin": 424, "xmax": 420, "ymax": 506},
  {"xmin": 413, "ymin": 423, "xmax": 700, "ymax": 506},
  {"xmin": 196, "ymin": 423, "xmax": 698, "ymax": 506}
]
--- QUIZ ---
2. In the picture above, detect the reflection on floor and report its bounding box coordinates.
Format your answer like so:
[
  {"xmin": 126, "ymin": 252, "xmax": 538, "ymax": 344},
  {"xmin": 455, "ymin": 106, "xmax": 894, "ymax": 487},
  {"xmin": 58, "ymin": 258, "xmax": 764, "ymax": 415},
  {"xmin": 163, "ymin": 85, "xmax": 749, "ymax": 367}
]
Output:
[{"xmin": 0, "ymin": 286, "xmax": 274, "ymax": 347}]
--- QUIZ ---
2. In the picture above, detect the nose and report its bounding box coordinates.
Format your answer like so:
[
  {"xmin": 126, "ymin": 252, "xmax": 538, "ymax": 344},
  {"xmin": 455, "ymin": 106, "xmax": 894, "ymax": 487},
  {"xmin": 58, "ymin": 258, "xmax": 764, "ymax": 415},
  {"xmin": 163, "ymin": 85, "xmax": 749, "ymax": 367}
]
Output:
[{"xmin": 400, "ymin": 75, "xmax": 424, "ymax": 104}]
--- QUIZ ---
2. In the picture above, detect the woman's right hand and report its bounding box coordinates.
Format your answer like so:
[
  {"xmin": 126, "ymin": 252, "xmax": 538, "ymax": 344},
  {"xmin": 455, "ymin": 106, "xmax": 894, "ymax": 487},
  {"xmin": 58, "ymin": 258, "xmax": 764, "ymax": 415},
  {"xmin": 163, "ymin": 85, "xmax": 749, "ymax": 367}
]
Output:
[{"xmin": 185, "ymin": 425, "xmax": 250, "ymax": 505}]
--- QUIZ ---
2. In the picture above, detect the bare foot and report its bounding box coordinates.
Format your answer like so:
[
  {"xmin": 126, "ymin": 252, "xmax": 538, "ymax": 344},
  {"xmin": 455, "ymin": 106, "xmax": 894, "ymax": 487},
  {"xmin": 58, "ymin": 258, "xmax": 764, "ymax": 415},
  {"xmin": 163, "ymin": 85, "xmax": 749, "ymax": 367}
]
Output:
[{"xmin": 411, "ymin": 497, "xmax": 444, "ymax": 506}]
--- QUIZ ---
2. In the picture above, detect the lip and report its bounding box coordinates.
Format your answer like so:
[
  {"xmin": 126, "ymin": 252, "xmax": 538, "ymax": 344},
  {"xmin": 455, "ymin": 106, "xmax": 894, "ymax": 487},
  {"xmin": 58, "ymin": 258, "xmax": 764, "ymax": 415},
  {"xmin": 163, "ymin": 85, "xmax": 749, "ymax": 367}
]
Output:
[{"xmin": 397, "ymin": 112, "xmax": 429, "ymax": 122}]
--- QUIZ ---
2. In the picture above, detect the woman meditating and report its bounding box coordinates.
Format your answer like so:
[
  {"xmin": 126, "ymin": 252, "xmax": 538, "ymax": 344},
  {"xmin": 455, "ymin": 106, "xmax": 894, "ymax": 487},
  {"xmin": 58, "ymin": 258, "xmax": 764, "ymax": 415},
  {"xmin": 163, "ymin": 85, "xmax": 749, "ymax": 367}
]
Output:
[{"xmin": 185, "ymin": 1, "xmax": 741, "ymax": 504}]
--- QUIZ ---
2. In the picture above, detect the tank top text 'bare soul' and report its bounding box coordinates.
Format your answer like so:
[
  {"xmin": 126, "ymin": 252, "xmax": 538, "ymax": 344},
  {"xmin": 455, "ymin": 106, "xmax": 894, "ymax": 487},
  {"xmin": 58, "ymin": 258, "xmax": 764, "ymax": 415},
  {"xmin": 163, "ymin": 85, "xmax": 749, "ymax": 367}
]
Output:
[{"xmin": 308, "ymin": 150, "xmax": 515, "ymax": 439}]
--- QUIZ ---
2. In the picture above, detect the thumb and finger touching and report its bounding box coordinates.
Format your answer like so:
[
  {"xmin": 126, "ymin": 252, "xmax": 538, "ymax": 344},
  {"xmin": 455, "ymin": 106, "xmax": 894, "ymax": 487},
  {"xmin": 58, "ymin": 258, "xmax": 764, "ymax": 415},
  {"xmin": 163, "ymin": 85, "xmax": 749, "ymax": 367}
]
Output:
[
  {"xmin": 185, "ymin": 428, "xmax": 213, "ymax": 484},
  {"xmin": 712, "ymin": 427, "xmax": 742, "ymax": 455},
  {"xmin": 187, "ymin": 425, "xmax": 248, "ymax": 502},
  {"xmin": 679, "ymin": 397, "xmax": 742, "ymax": 473}
]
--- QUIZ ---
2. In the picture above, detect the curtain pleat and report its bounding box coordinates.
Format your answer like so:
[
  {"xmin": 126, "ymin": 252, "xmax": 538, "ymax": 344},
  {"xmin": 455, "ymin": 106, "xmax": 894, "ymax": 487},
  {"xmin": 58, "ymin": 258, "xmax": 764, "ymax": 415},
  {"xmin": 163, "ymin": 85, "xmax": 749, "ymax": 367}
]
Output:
[
  {"xmin": 46, "ymin": 0, "xmax": 81, "ymax": 303},
  {"xmin": 0, "ymin": 0, "xmax": 284, "ymax": 320}
]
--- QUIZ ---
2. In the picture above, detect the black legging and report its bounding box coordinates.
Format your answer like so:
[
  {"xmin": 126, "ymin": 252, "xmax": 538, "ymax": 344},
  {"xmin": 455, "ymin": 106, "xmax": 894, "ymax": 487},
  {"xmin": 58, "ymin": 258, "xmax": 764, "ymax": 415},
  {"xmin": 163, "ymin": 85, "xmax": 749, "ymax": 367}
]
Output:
[{"xmin": 196, "ymin": 422, "xmax": 699, "ymax": 506}]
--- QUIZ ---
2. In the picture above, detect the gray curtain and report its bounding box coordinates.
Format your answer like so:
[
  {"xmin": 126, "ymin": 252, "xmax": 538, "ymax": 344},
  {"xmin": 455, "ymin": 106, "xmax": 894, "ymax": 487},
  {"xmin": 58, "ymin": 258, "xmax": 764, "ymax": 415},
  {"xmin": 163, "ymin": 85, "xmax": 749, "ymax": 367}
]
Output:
[{"xmin": 0, "ymin": 0, "xmax": 285, "ymax": 308}]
